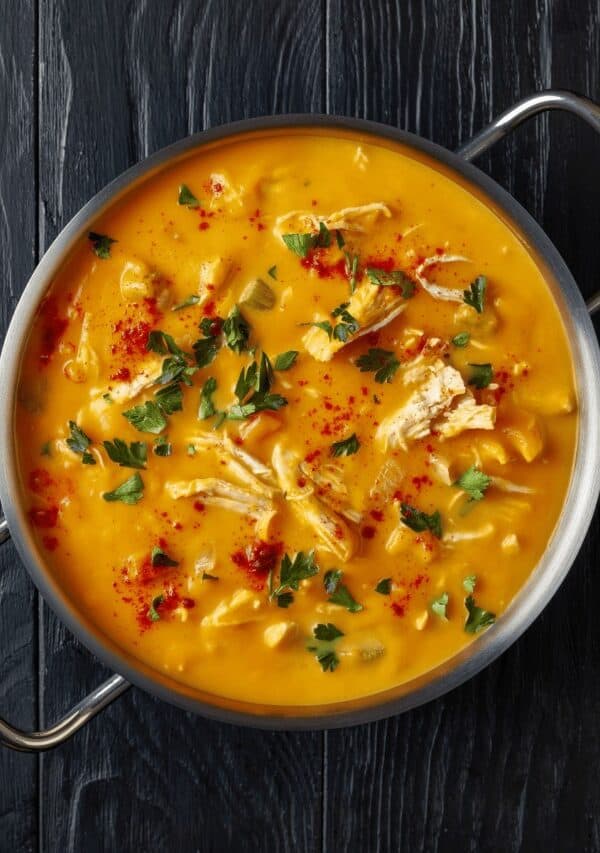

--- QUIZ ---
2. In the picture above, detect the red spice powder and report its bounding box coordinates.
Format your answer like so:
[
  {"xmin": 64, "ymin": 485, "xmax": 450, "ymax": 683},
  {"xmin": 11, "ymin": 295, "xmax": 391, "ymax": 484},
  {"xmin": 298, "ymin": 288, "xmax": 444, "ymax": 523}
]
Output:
[
  {"xmin": 304, "ymin": 449, "xmax": 321, "ymax": 464},
  {"xmin": 199, "ymin": 221, "xmax": 210, "ymax": 231},
  {"xmin": 300, "ymin": 252, "xmax": 347, "ymax": 279},
  {"xmin": 28, "ymin": 506, "xmax": 58, "ymax": 528},
  {"xmin": 231, "ymin": 540, "xmax": 282, "ymax": 590},
  {"xmin": 110, "ymin": 367, "xmax": 131, "ymax": 382},
  {"xmin": 38, "ymin": 297, "xmax": 68, "ymax": 365},
  {"xmin": 42, "ymin": 536, "xmax": 59, "ymax": 551},
  {"xmin": 362, "ymin": 525, "xmax": 376, "ymax": 540},
  {"xmin": 391, "ymin": 601, "xmax": 407, "ymax": 618},
  {"xmin": 28, "ymin": 468, "xmax": 53, "ymax": 495},
  {"xmin": 370, "ymin": 509, "xmax": 384, "ymax": 522}
]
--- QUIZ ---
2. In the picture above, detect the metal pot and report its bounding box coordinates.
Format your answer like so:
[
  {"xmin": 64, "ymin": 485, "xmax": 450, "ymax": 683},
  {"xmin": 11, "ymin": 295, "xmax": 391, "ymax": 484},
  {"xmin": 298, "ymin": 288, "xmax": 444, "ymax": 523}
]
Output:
[{"xmin": 1, "ymin": 91, "xmax": 599, "ymax": 751}]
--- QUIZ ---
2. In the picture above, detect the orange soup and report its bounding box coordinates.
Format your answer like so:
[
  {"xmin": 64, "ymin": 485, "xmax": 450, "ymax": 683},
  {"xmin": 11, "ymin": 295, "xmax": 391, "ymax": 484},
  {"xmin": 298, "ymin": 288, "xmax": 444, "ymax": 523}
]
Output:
[{"xmin": 15, "ymin": 130, "xmax": 577, "ymax": 706}]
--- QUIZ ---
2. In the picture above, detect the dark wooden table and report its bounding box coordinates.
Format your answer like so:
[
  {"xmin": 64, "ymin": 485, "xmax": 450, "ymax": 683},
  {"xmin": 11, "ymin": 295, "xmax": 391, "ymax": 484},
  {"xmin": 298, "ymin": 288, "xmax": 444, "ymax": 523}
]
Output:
[{"xmin": 1, "ymin": 2, "xmax": 599, "ymax": 850}]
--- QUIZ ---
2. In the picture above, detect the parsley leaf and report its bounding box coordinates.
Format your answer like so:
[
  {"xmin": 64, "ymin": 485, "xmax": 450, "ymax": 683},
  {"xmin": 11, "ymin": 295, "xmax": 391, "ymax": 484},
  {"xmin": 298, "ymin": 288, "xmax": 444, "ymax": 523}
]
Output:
[
  {"xmin": 154, "ymin": 382, "xmax": 183, "ymax": 414},
  {"xmin": 199, "ymin": 377, "xmax": 218, "ymax": 419},
  {"xmin": 451, "ymin": 331, "xmax": 470, "ymax": 347},
  {"xmin": 153, "ymin": 435, "xmax": 172, "ymax": 457},
  {"xmin": 223, "ymin": 305, "xmax": 250, "ymax": 354},
  {"xmin": 193, "ymin": 335, "xmax": 221, "ymax": 368},
  {"xmin": 463, "ymin": 575, "xmax": 477, "ymax": 594},
  {"xmin": 151, "ymin": 546, "xmax": 179, "ymax": 568},
  {"xmin": 282, "ymin": 232, "xmax": 317, "ymax": 258},
  {"xmin": 103, "ymin": 472, "xmax": 144, "ymax": 505},
  {"xmin": 178, "ymin": 184, "xmax": 200, "ymax": 208},
  {"xmin": 269, "ymin": 550, "xmax": 319, "ymax": 607},
  {"xmin": 146, "ymin": 330, "xmax": 186, "ymax": 357},
  {"xmin": 227, "ymin": 392, "xmax": 287, "ymax": 420},
  {"xmin": 375, "ymin": 578, "xmax": 392, "ymax": 595},
  {"xmin": 400, "ymin": 502, "xmax": 443, "ymax": 539},
  {"xmin": 202, "ymin": 571, "xmax": 219, "ymax": 581},
  {"xmin": 88, "ymin": 231, "xmax": 116, "ymax": 259},
  {"xmin": 305, "ymin": 320, "xmax": 333, "ymax": 338},
  {"xmin": 172, "ymin": 294, "xmax": 201, "ymax": 311},
  {"xmin": 464, "ymin": 595, "xmax": 496, "ymax": 633},
  {"xmin": 355, "ymin": 348, "xmax": 400, "ymax": 383},
  {"xmin": 268, "ymin": 265, "xmax": 277, "ymax": 280},
  {"xmin": 256, "ymin": 351, "xmax": 274, "ymax": 393},
  {"xmin": 366, "ymin": 267, "xmax": 415, "ymax": 297},
  {"xmin": 66, "ymin": 421, "xmax": 96, "ymax": 465},
  {"xmin": 123, "ymin": 401, "xmax": 167, "ymax": 435},
  {"xmin": 103, "ymin": 438, "xmax": 147, "ymax": 469},
  {"xmin": 431, "ymin": 592, "xmax": 449, "ymax": 620},
  {"xmin": 273, "ymin": 350, "xmax": 298, "ymax": 371},
  {"xmin": 454, "ymin": 466, "xmax": 491, "ymax": 501},
  {"xmin": 234, "ymin": 362, "xmax": 259, "ymax": 401},
  {"xmin": 330, "ymin": 303, "xmax": 360, "ymax": 342},
  {"xmin": 147, "ymin": 594, "xmax": 163, "ymax": 622},
  {"xmin": 344, "ymin": 251, "xmax": 360, "ymax": 294},
  {"xmin": 323, "ymin": 569, "xmax": 363, "ymax": 613},
  {"xmin": 330, "ymin": 433, "xmax": 360, "ymax": 457},
  {"xmin": 463, "ymin": 275, "xmax": 487, "ymax": 313},
  {"xmin": 306, "ymin": 623, "xmax": 344, "ymax": 672},
  {"xmin": 467, "ymin": 362, "xmax": 493, "ymax": 389},
  {"xmin": 336, "ymin": 230, "xmax": 345, "ymax": 249}
]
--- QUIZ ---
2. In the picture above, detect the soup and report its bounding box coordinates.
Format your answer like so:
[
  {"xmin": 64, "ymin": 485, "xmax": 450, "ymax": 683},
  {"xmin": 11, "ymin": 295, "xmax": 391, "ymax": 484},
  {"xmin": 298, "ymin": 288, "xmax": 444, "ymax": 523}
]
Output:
[{"xmin": 15, "ymin": 130, "xmax": 577, "ymax": 706}]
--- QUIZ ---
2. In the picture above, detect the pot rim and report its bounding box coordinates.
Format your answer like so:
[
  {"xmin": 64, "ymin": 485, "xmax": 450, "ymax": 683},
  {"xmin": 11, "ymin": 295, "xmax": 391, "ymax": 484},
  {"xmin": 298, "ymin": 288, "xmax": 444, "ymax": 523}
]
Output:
[{"xmin": 1, "ymin": 114, "xmax": 598, "ymax": 730}]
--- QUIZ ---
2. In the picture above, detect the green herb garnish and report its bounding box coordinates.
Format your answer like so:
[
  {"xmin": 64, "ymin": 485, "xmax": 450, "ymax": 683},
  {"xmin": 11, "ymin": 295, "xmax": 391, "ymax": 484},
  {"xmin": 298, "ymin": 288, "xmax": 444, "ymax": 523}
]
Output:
[
  {"xmin": 103, "ymin": 438, "xmax": 147, "ymax": 469},
  {"xmin": 273, "ymin": 350, "xmax": 298, "ymax": 371},
  {"xmin": 153, "ymin": 382, "xmax": 183, "ymax": 414},
  {"xmin": 151, "ymin": 546, "xmax": 179, "ymax": 568},
  {"xmin": 269, "ymin": 550, "xmax": 319, "ymax": 608},
  {"xmin": 223, "ymin": 305, "xmax": 250, "ymax": 354},
  {"xmin": 147, "ymin": 594, "xmax": 163, "ymax": 622},
  {"xmin": 88, "ymin": 231, "xmax": 116, "ymax": 259},
  {"xmin": 199, "ymin": 377, "xmax": 218, "ymax": 419},
  {"xmin": 122, "ymin": 402, "xmax": 167, "ymax": 435},
  {"xmin": 464, "ymin": 595, "xmax": 496, "ymax": 633},
  {"xmin": 172, "ymin": 295, "xmax": 201, "ymax": 311},
  {"xmin": 66, "ymin": 421, "xmax": 96, "ymax": 465},
  {"xmin": 366, "ymin": 267, "xmax": 415, "ymax": 297},
  {"xmin": 375, "ymin": 578, "xmax": 392, "ymax": 595},
  {"xmin": 400, "ymin": 502, "xmax": 442, "ymax": 539},
  {"xmin": 451, "ymin": 331, "xmax": 470, "ymax": 347},
  {"xmin": 330, "ymin": 433, "xmax": 360, "ymax": 458},
  {"xmin": 178, "ymin": 184, "xmax": 200, "ymax": 208},
  {"xmin": 102, "ymin": 472, "xmax": 144, "ymax": 505},
  {"xmin": 463, "ymin": 275, "xmax": 487, "ymax": 313},
  {"xmin": 344, "ymin": 252, "xmax": 360, "ymax": 294},
  {"xmin": 306, "ymin": 623, "xmax": 344, "ymax": 672},
  {"xmin": 153, "ymin": 435, "xmax": 172, "ymax": 457},
  {"xmin": 323, "ymin": 569, "xmax": 363, "ymax": 612},
  {"xmin": 454, "ymin": 466, "xmax": 491, "ymax": 502},
  {"xmin": 467, "ymin": 363, "xmax": 493, "ymax": 389},
  {"xmin": 355, "ymin": 348, "xmax": 400, "ymax": 383},
  {"xmin": 463, "ymin": 575, "xmax": 477, "ymax": 594},
  {"xmin": 431, "ymin": 592, "xmax": 449, "ymax": 620},
  {"xmin": 268, "ymin": 265, "xmax": 277, "ymax": 280}
]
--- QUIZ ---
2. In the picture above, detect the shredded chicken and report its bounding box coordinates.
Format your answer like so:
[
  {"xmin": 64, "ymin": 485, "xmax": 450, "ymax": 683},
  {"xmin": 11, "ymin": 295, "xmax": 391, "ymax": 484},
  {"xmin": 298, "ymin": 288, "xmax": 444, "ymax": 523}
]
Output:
[
  {"xmin": 302, "ymin": 282, "xmax": 408, "ymax": 362},
  {"xmin": 63, "ymin": 312, "xmax": 99, "ymax": 383},
  {"xmin": 166, "ymin": 477, "xmax": 273, "ymax": 518},
  {"xmin": 415, "ymin": 254, "xmax": 470, "ymax": 303},
  {"xmin": 273, "ymin": 202, "xmax": 391, "ymax": 240},
  {"xmin": 272, "ymin": 444, "xmax": 357, "ymax": 562},
  {"xmin": 187, "ymin": 433, "xmax": 278, "ymax": 497},
  {"xmin": 436, "ymin": 392, "xmax": 496, "ymax": 438},
  {"xmin": 201, "ymin": 589, "xmax": 264, "ymax": 628}
]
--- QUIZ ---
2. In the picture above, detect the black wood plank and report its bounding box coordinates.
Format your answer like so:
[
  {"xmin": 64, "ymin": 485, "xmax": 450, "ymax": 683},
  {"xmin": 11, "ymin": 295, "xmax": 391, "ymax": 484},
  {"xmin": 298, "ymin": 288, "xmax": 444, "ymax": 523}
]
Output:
[
  {"xmin": 0, "ymin": 2, "xmax": 38, "ymax": 850},
  {"xmin": 37, "ymin": 2, "xmax": 324, "ymax": 852},
  {"xmin": 325, "ymin": 2, "xmax": 600, "ymax": 851}
]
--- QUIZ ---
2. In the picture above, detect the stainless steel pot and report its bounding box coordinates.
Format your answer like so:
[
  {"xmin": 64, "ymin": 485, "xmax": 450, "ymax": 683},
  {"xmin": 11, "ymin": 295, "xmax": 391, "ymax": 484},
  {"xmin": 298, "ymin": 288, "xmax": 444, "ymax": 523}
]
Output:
[{"xmin": 1, "ymin": 91, "xmax": 599, "ymax": 751}]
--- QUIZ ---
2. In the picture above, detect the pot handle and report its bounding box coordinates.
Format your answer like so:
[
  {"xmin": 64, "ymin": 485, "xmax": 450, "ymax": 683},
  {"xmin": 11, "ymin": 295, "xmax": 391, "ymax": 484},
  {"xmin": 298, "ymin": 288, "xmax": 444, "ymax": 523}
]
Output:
[
  {"xmin": 457, "ymin": 89, "xmax": 600, "ymax": 316},
  {"xmin": 0, "ymin": 511, "xmax": 130, "ymax": 751}
]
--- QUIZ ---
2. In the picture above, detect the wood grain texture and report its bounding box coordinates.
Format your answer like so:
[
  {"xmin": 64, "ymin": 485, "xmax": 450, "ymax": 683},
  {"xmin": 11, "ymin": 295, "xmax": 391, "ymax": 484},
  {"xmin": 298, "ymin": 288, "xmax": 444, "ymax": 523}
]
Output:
[
  {"xmin": 325, "ymin": 1, "xmax": 600, "ymax": 851},
  {"xmin": 37, "ymin": 2, "xmax": 323, "ymax": 852},
  {"xmin": 1, "ymin": 0, "xmax": 600, "ymax": 851},
  {"xmin": 0, "ymin": 2, "xmax": 38, "ymax": 851}
]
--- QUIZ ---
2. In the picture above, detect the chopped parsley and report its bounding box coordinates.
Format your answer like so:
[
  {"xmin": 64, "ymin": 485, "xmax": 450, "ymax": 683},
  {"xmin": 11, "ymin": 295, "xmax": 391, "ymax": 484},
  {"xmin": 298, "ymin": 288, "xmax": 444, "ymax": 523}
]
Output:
[
  {"xmin": 431, "ymin": 592, "xmax": 449, "ymax": 620},
  {"xmin": 153, "ymin": 435, "xmax": 172, "ymax": 457},
  {"xmin": 454, "ymin": 466, "xmax": 491, "ymax": 501},
  {"xmin": 147, "ymin": 594, "xmax": 163, "ymax": 622},
  {"xmin": 103, "ymin": 438, "xmax": 147, "ymax": 469},
  {"xmin": 223, "ymin": 305, "xmax": 250, "ymax": 354},
  {"xmin": 147, "ymin": 330, "xmax": 185, "ymax": 357},
  {"xmin": 102, "ymin": 472, "xmax": 144, "ymax": 505},
  {"xmin": 323, "ymin": 569, "xmax": 363, "ymax": 612},
  {"xmin": 88, "ymin": 231, "xmax": 116, "ymax": 259},
  {"xmin": 366, "ymin": 267, "xmax": 415, "ymax": 297},
  {"xmin": 153, "ymin": 382, "xmax": 183, "ymax": 414},
  {"xmin": 330, "ymin": 303, "xmax": 360, "ymax": 342},
  {"xmin": 202, "ymin": 571, "xmax": 219, "ymax": 581},
  {"xmin": 451, "ymin": 331, "xmax": 470, "ymax": 347},
  {"xmin": 193, "ymin": 316, "xmax": 223, "ymax": 367},
  {"xmin": 199, "ymin": 377, "xmax": 218, "ymax": 419},
  {"xmin": 463, "ymin": 275, "xmax": 487, "ymax": 313},
  {"xmin": 464, "ymin": 595, "xmax": 496, "ymax": 633},
  {"xmin": 178, "ymin": 184, "xmax": 200, "ymax": 208},
  {"xmin": 122, "ymin": 401, "xmax": 167, "ymax": 435},
  {"xmin": 467, "ymin": 362, "xmax": 493, "ymax": 389},
  {"xmin": 268, "ymin": 265, "xmax": 277, "ymax": 280},
  {"xmin": 306, "ymin": 623, "xmax": 344, "ymax": 672},
  {"xmin": 355, "ymin": 348, "xmax": 400, "ymax": 383},
  {"xmin": 226, "ymin": 353, "xmax": 286, "ymax": 420},
  {"xmin": 41, "ymin": 441, "xmax": 51, "ymax": 457},
  {"xmin": 282, "ymin": 223, "xmax": 331, "ymax": 258},
  {"xmin": 273, "ymin": 350, "xmax": 298, "ymax": 371},
  {"xmin": 463, "ymin": 575, "xmax": 477, "ymax": 594},
  {"xmin": 268, "ymin": 550, "xmax": 319, "ymax": 608},
  {"xmin": 172, "ymin": 294, "xmax": 201, "ymax": 311},
  {"xmin": 151, "ymin": 546, "xmax": 179, "ymax": 568},
  {"xmin": 227, "ymin": 392, "xmax": 287, "ymax": 420},
  {"xmin": 336, "ymin": 230, "xmax": 345, "ymax": 249},
  {"xmin": 330, "ymin": 433, "xmax": 360, "ymax": 458},
  {"xmin": 66, "ymin": 421, "xmax": 95, "ymax": 465},
  {"xmin": 186, "ymin": 444, "xmax": 197, "ymax": 456},
  {"xmin": 375, "ymin": 578, "xmax": 392, "ymax": 595},
  {"xmin": 400, "ymin": 502, "xmax": 443, "ymax": 539},
  {"xmin": 344, "ymin": 251, "xmax": 359, "ymax": 293}
]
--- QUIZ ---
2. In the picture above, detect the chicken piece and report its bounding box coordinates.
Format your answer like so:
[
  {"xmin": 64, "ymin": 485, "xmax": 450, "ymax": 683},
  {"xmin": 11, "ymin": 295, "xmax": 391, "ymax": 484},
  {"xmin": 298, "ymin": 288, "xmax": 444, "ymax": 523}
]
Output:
[
  {"xmin": 376, "ymin": 360, "xmax": 466, "ymax": 449},
  {"xmin": 443, "ymin": 523, "xmax": 495, "ymax": 545},
  {"xmin": 453, "ymin": 302, "xmax": 498, "ymax": 335},
  {"xmin": 302, "ymin": 282, "xmax": 408, "ymax": 362},
  {"xmin": 166, "ymin": 477, "xmax": 273, "ymax": 519},
  {"xmin": 187, "ymin": 433, "xmax": 278, "ymax": 497},
  {"xmin": 207, "ymin": 173, "xmax": 245, "ymax": 209},
  {"xmin": 298, "ymin": 461, "xmax": 363, "ymax": 523},
  {"xmin": 502, "ymin": 409, "xmax": 544, "ymax": 462},
  {"xmin": 201, "ymin": 589, "xmax": 263, "ymax": 628},
  {"xmin": 435, "ymin": 392, "xmax": 496, "ymax": 438},
  {"xmin": 63, "ymin": 312, "xmax": 99, "ymax": 383},
  {"xmin": 263, "ymin": 621, "xmax": 299, "ymax": 648},
  {"xmin": 272, "ymin": 444, "xmax": 357, "ymax": 562},
  {"xmin": 197, "ymin": 256, "xmax": 231, "ymax": 305},
  {"xmin": 119, "ymin": 259, "xmax": 156, "ymax": 302},
  {"xmin": 415, "ymin": 254, "xmax": 469, "ymax": 303},
  {"xmin": 385, "ymin": 524, "xmax": 437, "ymax": 564},
  {"xmin": 501, "ymin": 533, "xmax": 520, "ymax": 555},
  {"xmin": 274, "ymin": 202, "xmax": 391, "ymax": 240},
  {"xmin": 369, "ymin": 458, "xmax": 404, "ymax": 499},
  {"xmin": 238, "ymin": 412, "xmax": 283, "ymax": 445}
]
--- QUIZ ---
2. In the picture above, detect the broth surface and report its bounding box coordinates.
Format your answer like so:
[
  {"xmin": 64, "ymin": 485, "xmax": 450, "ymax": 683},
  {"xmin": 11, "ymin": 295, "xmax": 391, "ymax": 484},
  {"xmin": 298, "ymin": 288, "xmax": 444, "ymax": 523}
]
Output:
[{"xmin": 15, "ymin": 130, "xmax": 577, "ymax": 705}]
